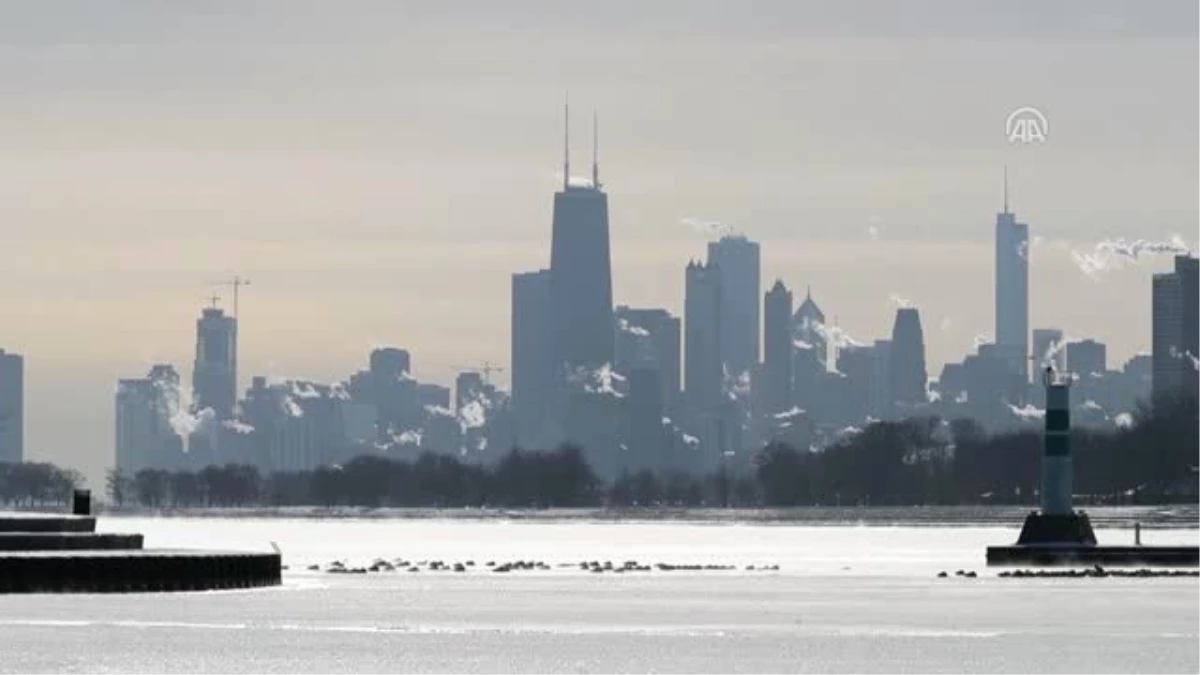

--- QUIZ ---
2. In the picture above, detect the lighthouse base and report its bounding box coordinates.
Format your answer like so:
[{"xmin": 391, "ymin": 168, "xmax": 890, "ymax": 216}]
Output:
[{"xmin": 1015, "ymin": 510, "xmax": 1097, "ymax": 546}]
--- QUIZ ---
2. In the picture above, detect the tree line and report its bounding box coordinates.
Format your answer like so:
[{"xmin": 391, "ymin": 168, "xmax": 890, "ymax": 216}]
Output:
[
  {"xmin": 0, "ymin": 462, "xmax": 84, "ymax": 507},
  {"xmin": 11, "ymin": 392, "xmax": 1199, "ymax": 510}
]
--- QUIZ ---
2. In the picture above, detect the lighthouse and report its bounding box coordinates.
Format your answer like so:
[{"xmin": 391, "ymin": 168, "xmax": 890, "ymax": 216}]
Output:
[
  {"xmin": 1040, "ymin": 366, "xmax": 1073, "ymax": 516},
  {"xmin": 1006, "ymin": 366, "xmax": 1097, "ymax": 546}
]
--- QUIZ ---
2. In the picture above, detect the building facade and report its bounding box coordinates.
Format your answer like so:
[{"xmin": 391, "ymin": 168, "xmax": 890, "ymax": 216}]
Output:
[{"xmin": 0, "ymin": 349, "xmax": 24, "ymax": 464}]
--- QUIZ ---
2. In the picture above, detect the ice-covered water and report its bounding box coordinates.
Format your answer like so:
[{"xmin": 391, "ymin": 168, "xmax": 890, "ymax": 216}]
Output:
[{"xmin": 1, "ymin": 516, "xmax": 1196, "ymax": 673}]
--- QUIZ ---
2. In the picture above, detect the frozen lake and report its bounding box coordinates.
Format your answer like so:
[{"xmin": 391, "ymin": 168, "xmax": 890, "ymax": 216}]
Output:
[{"xmin": 1, "ymin": 516, "xmax": 1196, "ymax": 673}]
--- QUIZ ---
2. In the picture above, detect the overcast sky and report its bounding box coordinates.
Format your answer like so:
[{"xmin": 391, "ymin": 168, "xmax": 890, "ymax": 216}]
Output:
[{"xmin": 0, "ymin": 0, "xmax": 1195, "ymax": 487}]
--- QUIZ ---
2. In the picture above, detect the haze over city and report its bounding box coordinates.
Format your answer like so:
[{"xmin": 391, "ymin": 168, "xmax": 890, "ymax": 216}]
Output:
[{"xmin": 0, "ymin": 0, "xmax": 1196, "ymax": 487}]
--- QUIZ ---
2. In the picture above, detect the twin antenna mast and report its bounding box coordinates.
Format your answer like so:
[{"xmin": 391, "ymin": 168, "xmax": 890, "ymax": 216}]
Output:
[{"xmin": 562, "ymin": 94, "xmax": 601, "ymax": 190}]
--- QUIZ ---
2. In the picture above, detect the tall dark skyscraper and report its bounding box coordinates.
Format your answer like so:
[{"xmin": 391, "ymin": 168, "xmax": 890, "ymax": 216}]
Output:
[
  {"xmin": 707, "ymin": 235, "xmax": 761, "ymax": 378},
  {"xmin": 889, "ymin": 307, "xmax": 928, "ymax": 411},
  {"xmin": 995, "ymin": 171, "xmax": 1029, "ymax": 383},
  {"xmin": 1152, "ymin": 254, "xmax": 1199, "ymax": 397},
  {"xmin": 549, "ymin": 105, "xmax": 614, "ymax": 372},
  {"xmin": 763, "ymin": 280, "xmax": 794, "ymax": 414},
  {"xmin": 684, "ymin": 260, "xmax": 723, "ymax": 413},
  {"xmin": 0, "ymin": 348, "xmax": 23, "ymax": 463},
  {"xmin": 192, "ymin": 305, "xmax": 237, "ymax": 419},
  {"xmin": 512, "ymin": 269, "xmax": 555, "ymax": 446}
]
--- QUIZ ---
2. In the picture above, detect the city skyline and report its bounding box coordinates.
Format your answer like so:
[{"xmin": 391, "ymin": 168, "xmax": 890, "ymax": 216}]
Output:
[{"xmin": 1, "ymin": 0, "xmax": 1196, "ymax": 487}]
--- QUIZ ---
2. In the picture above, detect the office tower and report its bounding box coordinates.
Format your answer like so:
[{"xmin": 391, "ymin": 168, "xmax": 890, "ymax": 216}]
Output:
[
  {"xmin": 1066, "ymin": 339, "xmax": 1107, "ymax": 376},
  {"xmin": 1153, "ymin": 267, "xmax": 1183, "ymax": 395},
  {"xmin": 869, "ymin": 340, "xmax": 893, "ymax": 420},
  {"xmin": 614, "ymin": 306, "xmax": 682, "ymax": 412},
  {"xmin": 370, "ymin": 347, "xmax": 415, "ymax": 436},
  {"xmin": 627, "ymin": 366, "xmax": 666, "ymax": 473},
  {"xmin": 455, "ymin": 372, "xmax": 486, "ymax": 413},
  {"xmin": 416, "ymin": 383, "xmax": 451, "ymax": 410},
  {"xmin": 549, "ymin": 105, "xmax": 614, "ymax": 372},
  {"xmin": 685, "ymin": 260, "xmax": 723, "ymax": 412},
  {"xmin": 512, "ymin": 269, "xmax": 555, "ymax": 446},
  {"xmin": 707, "ymin": 235, "xmax": 761, "ymax": 377},
  {"xmin": 1032, "ymin": 328, "xmax": 1067, "ymax": 373},
  {"xmin": 763, "ymin": 280, "xmax": 794, "ymax": 414},
  {"xmin": 1147, "ymin": 254, "xmax": 1200, "ymax": 393},
  {"xmin": 995, "ymin": 171, "xmax": 1030, "ymax": 382},
  {"xmin": 192, "ymin": 305, "xmax": 237, "ymax": 419},
  {"xmin": 370, "ymin": 347, "xmax": 411, "ymax": 379},
  {"xmin": 242, "ymin": 378, "xmax": 346, "ymax": 472},
  {"xmin": 115, "ymin": 365, "xmax": 185, "ymax": 473},
  {"xmin": 0, "ymin": 349, "xmax": 24, "ymax": 463},
  {"xmin": 792, "ymin": 287, "xmax": 827, "ymax": 411},
  {"xmin": 836, "ymin": 344, "xmax": 875, "ymax": 425},
  {"xmin": 889, "ymin": 307, "xmax": 928, "ymax": 412}
]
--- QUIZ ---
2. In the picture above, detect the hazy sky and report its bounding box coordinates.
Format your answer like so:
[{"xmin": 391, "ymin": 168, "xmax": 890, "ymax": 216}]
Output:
[{"xmin": 1, "ymin": 0, "xmax": 1196, "ymax": 487}]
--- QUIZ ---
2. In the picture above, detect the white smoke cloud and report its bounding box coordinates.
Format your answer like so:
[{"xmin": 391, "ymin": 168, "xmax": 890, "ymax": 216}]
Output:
[
  {"xmin": 800, "ymin": 317, "xmax": 864, "ymax": 349},
  {"xmin": 568, "ymin": 362, "xmax": 626, "ymax": 398},
  {"xmin": 682, "ymin": 433, "xmax": 699, "ymax": 447},
  {"xmin": 423, "ymin": 404, "xmax": 455, "ymax": 419},
  {"xmin": 222, "ymin": 420, "xmax": 255, "ymax": 434},
  {"xmin": 1113, "ymin": 412, "xmax": 1134, "ymax": 428},
  {"xmin": 793, "ymin": 339, "xmax": 813, "ymax": 350},
  {"xmin": 617, "ymin": 317, "xmax": 650, "ymax": 337},
  {"xmin": 283, "ymin": 397, "xmax": 304, "ymax": 418},
  {"xmin": 1167, "ymin": 346, "xmax": 1200, "ymax": 371},
  {"xmin": 680, "ymin": 216, "xmax": 736, "ymax": 237},
  {"xmin": 1070, "ymin": 235, "xmax": 1191, "ymax": 279},
  {"xmin": 888, "ymin": 293, "xmax": 913, "ymax": 309},
  {"xmin": 723, "ymin": 367, "xmax": 752, "ymax": 401},
  {"xmin": 867, "ymin": 215, "xmax": 883, "ymax": 241},
  {"xmin": 148, "ymin": 379, "xmax": 216, "ymax": 440},
  {"xmin": 1007, "ymin": 403, "xmax": 1045, "ymax": 421}
]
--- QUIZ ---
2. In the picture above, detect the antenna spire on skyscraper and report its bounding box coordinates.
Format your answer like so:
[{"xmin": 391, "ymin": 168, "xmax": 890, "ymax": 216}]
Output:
[
  {"xmin": 1003, "ymin": 165, "xmax": 1010, "ymax": 214},
  {"xmin": 592, "ymin": 108, "xmax": 600, "ymax": 189},
  {"xmin": 563, "ymin": 93, "xmax": 571, "ymax": 190}
]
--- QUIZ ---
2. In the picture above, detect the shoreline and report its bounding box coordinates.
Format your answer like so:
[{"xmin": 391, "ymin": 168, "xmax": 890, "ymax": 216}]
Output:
[{"xmin": 84, "ymin": 504, "xmax": 1200, "ymax": 529}]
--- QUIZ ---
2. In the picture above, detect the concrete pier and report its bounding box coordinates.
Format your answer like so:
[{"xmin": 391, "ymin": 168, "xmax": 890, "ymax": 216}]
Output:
[{"xmin": 0, "ymin": 505, "xmax": 280, "ymax": 593}]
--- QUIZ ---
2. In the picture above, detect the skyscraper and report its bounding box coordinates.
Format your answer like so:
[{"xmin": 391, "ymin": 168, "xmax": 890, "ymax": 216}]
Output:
[
  {"xmin": 549, "ymin": 105, "xmax": 614, "ymax": 372},
  {"xmin": 1152, "ymin": 255, "xmax": 1199, "ymax": 397},
  {"xmin": 1032, "ymin": 328, "xmax": 1067, "ymax": 373},
  {"xmin": 995, "ymin": 171, "xmax": 1030, "ymax": 383},
  {"xmin": 115, "ymin": 364, "xmax": 185, "ymax": 473},
  {"xmin": 889, "ymin": 307, "xmax": 928, "ymax": 411},
  {"xmin": 192, "ymin": 305, "xmax": 237, "ymax": 420},
  {"xmin": 512, "ymin": 269, "xmax": 555, "ymax": 447},
  {"xmin": 614, "ymin": 306, "xmax": 682, "ymax": 412},
  {"xmin": 684, "ymin": 260, "xmax": 723, "ymax": 413},
  {"xmin": 1152, "ymin": 268, "xmax": 1182, "ymax": 395},
  {"xmin": 0, "ymin": 349, "xmax": 23, "ymax": 463},
  {"xmin": 763, "ymin": 280, "xmax": 794, "ymax": 414},
  {"xmin": 370, "ymin": 346, "xmax": 415, "ymax": 436},
  {"xmin": 707, "ymin": 235, "xmax": 761, "ymax": 378},
  {"xmin": 792, "ymin": 287, "xmax": 827, "ymax": 411},
  {"xmin": 1066, "ymin": 339, "xmax": 1107, "ymax": 376}
]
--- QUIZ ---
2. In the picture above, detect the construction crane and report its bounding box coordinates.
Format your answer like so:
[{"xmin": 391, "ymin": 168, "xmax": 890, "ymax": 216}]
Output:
[
  {"xmin": 209, "ymin": 276, "xmax": 251, "ymax": 318},
  {"xmin": 452, "ymin": 361, "xmax": 506, "ymax": 385}
]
